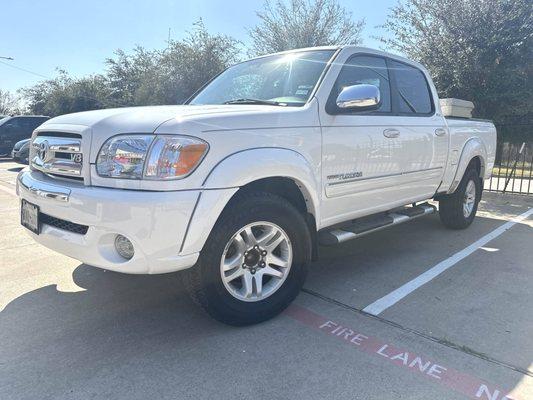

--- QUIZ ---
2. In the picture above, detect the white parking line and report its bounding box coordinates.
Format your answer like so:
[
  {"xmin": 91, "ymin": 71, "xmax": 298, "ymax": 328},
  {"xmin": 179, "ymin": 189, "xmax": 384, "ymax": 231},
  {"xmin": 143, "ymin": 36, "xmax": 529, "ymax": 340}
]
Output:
[{"xmin": 363, "ymin": 207, "xmax": 533, "ymax": 316}]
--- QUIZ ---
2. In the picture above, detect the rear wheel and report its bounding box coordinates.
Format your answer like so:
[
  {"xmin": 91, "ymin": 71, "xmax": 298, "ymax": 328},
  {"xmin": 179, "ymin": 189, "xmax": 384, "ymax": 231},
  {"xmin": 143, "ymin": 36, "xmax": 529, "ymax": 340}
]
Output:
[
  {"xmin": 183, "ymin": 192, "xmax": 311, "ymax": 326},
  {"xmin": 439, "ymin": 168, "xmax": 481, "ymax": 229}
]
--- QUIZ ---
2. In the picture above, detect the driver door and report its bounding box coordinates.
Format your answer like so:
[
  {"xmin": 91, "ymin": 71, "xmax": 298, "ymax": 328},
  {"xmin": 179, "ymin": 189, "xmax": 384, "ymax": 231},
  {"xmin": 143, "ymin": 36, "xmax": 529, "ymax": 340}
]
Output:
[{"xmin": 318, "ymin": 54, "xmax": 406, "ymax": 226}]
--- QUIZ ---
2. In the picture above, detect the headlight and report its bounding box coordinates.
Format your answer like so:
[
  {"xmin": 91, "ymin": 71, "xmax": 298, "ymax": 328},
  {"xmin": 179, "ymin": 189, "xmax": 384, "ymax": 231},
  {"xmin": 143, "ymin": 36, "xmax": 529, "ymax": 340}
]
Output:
[
  {"xmin": 96, "ymin": 134, "xmax": 208, "ymax": 180},
  {"xmin": 144, "ymin": 136, "xmax": 208, "ymax": 179},
  {"xmin": 96, "ymin": 135, "xmax": 154, "ymax": 179}
]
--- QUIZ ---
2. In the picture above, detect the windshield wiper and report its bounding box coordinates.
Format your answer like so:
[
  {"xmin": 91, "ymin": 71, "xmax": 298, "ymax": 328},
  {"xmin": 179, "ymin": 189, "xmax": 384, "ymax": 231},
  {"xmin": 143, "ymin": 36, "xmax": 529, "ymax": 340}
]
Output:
[{"xmin": 223, "ymin": 98, "xmax": 286, "ymax": 106}]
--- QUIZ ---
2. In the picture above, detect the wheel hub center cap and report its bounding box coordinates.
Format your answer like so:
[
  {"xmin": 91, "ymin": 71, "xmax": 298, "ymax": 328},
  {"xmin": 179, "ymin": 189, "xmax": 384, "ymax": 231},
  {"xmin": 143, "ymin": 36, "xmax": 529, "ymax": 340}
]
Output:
[{"xmin": 244, "ymin": 249, "xmax": 261, "ymax": 266}]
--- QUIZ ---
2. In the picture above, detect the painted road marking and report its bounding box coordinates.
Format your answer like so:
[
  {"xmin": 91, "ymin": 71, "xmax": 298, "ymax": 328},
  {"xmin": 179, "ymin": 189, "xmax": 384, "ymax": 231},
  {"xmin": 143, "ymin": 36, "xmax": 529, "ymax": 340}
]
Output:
[
  {"xmin": 363, "ymin": 208, "xmax": 533, "ymax": 316},
  {"xmin": 286, "ymin": 304, "xmax": 522, "ymax": 400}
]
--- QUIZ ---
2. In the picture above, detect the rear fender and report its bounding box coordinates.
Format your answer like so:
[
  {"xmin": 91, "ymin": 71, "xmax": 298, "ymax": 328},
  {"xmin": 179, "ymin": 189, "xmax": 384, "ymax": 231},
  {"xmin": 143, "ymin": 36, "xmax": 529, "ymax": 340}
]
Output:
[{"xmin": 448, "ymin": 138, "xmax": 487, "ymax": 193}]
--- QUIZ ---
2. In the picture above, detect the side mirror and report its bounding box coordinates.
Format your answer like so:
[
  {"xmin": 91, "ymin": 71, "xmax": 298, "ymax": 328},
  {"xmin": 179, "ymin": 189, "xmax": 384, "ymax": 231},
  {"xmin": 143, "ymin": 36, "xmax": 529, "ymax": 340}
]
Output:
[{"xmin": 336, "ymin": 84, "xmax": 380, "ymax": 110}]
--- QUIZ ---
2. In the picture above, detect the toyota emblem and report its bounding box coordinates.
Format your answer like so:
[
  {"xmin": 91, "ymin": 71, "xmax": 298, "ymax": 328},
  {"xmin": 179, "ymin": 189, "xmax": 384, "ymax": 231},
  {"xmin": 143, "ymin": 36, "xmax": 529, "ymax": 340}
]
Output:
[{"xmin": 38, "ymin": 141, "xmax": 49, "ymax": 161}]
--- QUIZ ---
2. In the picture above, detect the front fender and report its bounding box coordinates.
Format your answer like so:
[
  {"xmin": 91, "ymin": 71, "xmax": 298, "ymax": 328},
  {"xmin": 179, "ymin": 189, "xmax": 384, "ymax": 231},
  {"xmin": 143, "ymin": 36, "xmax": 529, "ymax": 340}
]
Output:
[
  {"xmin": 203, "ymin": 147, "xmax": 320, "ymax": 216},
  {"xmin": 449, "ymin": 138, "xmax": 487, "ymax": 193},
  {"xmin": 179, "ymin": 148, "xmax": 321, "ymax": 255}
]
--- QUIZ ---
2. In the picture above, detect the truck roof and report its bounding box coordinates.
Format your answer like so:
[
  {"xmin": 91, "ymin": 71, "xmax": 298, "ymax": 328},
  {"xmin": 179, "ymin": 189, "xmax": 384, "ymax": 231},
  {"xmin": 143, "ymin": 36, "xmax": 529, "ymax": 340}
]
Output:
[{"xmin": 246, "ymin": 45, "xmax": 429, "ymax": 74}]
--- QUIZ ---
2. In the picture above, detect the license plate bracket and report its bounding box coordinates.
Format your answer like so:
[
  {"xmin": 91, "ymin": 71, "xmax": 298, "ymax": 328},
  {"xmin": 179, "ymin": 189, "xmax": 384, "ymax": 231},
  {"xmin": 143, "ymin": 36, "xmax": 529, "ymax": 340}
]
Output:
[{"xmin": 21, "ymin": 199, "xmax": 40, "ymax": 234}]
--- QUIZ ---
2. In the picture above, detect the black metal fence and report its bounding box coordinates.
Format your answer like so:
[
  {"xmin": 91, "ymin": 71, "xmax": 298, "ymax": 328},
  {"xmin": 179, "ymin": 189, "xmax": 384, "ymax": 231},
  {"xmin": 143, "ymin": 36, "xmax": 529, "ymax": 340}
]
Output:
[{"xmin": 486, "ymin": 141, "xmax": 533, "ymax": 195}]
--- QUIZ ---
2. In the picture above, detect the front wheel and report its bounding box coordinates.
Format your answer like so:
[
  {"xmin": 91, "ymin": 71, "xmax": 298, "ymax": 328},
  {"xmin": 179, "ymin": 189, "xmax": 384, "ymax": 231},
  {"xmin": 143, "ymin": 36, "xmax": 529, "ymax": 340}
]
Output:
[
  {"xmin": 183, "ymin": 192, "xmax": 311, "ymax": 326},
  {"xmin": 439, "ymin": 168, "xmax": 481, "ymax": 229}
]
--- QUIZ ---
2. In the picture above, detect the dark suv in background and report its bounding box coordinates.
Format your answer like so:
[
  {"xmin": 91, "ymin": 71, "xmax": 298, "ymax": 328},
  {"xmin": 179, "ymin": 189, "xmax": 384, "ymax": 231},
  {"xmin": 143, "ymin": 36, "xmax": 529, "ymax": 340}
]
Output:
[{"xmin": 0, "ymin": 115, "xmax": 49, "ymax": 155}]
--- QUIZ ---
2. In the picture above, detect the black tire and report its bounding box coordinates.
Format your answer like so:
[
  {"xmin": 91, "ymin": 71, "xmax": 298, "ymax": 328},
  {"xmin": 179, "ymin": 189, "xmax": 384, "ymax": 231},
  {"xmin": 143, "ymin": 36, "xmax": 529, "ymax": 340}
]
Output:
[
  {"xmin": 439, "ymin": 167, "xmax": 481, "ymax": 229},
  {"xmin": 183, "ymin": 192, "xmax": 312, "ymax": 326}
]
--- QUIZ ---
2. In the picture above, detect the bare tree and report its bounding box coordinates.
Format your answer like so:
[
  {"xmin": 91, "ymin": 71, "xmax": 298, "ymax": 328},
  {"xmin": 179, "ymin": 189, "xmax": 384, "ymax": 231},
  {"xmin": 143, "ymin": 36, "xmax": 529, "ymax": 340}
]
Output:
[
  {"xmin": 0, "ymin": 89, "xmax": 22, "ymax": 115},
  {"xmin": 23, "ymin": 20, "xmax": 241, "ymax": 116},
  {"xmin": 105, "ymin": 19, "xmax": 242, "ymax": 106},
  {"xmin": 249, "ymin": 0, "xmax": 365, "ymax": 56}
]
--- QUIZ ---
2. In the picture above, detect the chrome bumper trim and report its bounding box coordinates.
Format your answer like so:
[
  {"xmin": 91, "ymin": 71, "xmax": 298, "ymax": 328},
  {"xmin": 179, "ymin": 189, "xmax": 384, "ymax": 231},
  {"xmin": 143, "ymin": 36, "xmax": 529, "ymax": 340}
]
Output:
[{"xmin": 17, "ymin": 171, "xmax": 71, "ymax": 202}]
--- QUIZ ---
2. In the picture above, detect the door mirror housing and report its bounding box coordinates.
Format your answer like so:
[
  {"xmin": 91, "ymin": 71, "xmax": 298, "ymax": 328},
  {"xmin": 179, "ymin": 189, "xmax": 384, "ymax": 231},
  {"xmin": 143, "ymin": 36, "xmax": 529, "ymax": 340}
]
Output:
[{"xmin": 336, "ymin": 84, "xmax": 381, "ymax": 110}]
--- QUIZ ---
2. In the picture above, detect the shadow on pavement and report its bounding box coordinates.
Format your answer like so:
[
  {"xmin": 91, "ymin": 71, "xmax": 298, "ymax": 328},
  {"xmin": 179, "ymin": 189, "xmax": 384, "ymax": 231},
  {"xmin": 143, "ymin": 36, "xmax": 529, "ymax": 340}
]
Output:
[
  {"xmin": 1, "ymin": 264, "xmax": 219, "ymax": 343},
  {"xmin": 7, "ymin": 167, "xmax": 24, "ymax": 172},
  {"xmin": 1, "ymin": 194, "xmax": 531, "ymax": 399},
  {"xmin": 0, "ymin": 265, "xmax": 235, "ymax": 398}
]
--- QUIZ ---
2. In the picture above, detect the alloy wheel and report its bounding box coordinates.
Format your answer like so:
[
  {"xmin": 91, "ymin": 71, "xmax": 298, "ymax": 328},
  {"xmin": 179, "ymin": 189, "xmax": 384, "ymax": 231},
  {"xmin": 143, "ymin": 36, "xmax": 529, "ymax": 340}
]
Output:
[{"xmin": 220, "ymin": 221, "xmax": 293, "ymax": 302}]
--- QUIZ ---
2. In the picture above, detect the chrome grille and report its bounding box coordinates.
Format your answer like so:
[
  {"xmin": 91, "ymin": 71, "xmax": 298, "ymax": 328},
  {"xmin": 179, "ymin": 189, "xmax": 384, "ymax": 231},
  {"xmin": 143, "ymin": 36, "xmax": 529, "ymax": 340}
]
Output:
[{"xmin": 31, "ymin": 135, "xmax": 83, "ymax": 179}]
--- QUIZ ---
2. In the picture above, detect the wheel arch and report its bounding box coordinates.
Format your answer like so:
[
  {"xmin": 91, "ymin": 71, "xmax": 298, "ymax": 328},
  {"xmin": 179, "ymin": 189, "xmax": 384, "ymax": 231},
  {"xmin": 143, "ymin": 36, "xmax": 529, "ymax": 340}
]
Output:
[
  {"xmin": 202, "ymin": 147, "xmax": 320, "ymax": 219},
  {"xmin": 448, "ymin": 138, "xmax": 487, "ymax": 194},
  {"xmin": 180, "ymin": 148, "xmax": 320, "ymax": 256}
]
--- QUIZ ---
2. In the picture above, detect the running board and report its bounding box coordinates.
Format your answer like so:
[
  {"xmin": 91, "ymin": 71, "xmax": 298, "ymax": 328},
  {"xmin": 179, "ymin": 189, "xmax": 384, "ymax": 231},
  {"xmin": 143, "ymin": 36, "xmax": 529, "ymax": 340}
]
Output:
[{"xmin": 319, "ymin": 203, "xmax": 436, "ymax": 245}]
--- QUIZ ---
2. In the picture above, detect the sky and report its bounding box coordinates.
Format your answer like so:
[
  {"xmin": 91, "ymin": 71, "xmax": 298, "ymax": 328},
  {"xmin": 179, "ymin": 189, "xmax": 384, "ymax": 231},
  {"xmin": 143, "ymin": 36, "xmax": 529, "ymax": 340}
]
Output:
[{"xmin": 0, "ymin": 0, "xmax": 398, "ymax": 93}]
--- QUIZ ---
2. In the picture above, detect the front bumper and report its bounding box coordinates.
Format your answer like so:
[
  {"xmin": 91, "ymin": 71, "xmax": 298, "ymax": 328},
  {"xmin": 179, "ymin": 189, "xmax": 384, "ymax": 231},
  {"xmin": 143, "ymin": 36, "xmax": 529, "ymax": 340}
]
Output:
[{"xmin": 16, "ymin": 170, "xmax": 201, "ymax": 274}]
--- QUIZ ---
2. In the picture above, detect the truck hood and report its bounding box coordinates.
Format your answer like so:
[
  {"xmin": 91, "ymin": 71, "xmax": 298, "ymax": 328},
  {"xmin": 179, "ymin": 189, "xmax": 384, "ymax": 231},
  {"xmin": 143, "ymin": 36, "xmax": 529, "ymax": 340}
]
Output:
[
  {"xmin": 45, "ymin": 104, "xmax": 288, "ymax": 134},
  {"xmin": 41, "ymin": 104, "xmax": 309, "ymax": 163}
]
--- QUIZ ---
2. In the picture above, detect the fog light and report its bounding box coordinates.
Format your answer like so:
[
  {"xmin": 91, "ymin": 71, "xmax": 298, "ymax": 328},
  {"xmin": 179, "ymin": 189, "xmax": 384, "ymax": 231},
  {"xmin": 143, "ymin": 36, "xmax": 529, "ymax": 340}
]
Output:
[{"xmin": 115, "ymin": 234, "xmax": 134, "ymax": 259}]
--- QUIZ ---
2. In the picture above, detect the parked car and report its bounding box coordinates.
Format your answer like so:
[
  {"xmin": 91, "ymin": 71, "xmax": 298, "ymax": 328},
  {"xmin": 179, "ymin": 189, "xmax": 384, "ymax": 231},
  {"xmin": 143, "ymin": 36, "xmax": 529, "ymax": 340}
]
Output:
[
  {"xmin": 11, "ymin": 139, "xmax": 31, "ymax": 164},
  {"xmin": 17, "ymin": 46, "xmax": 496, "ymax": 325},
  {"xmin": 0, "ymin": 115, "xmax": 49, "ymax": 155}
]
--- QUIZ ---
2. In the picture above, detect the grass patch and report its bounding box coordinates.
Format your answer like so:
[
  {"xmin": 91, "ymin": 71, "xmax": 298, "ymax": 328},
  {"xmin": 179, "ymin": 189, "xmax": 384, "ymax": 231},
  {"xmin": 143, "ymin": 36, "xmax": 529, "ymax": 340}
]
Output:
[{"xmin": 492, "ymin": 166, "xmax": 532, "ymax": 178}]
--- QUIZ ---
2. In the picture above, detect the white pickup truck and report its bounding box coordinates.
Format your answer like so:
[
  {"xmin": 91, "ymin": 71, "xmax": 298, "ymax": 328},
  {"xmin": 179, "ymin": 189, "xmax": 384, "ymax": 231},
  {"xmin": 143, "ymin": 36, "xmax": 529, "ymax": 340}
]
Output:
[{"xmin": 17, "ymin": 46, "xmax": 496, "ymax": 325}]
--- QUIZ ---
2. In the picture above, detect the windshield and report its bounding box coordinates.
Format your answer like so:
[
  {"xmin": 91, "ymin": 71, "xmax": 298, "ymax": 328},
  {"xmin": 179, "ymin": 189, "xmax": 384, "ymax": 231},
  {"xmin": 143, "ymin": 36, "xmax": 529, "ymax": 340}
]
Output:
[{"xmin": 189, "ymin": 50, "xmax": 335, "ymax": 107}]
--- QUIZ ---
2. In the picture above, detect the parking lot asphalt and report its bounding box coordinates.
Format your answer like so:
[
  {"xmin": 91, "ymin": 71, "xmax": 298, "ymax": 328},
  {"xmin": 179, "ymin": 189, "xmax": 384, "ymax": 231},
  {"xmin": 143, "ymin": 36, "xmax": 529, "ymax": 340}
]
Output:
[{"xmin": 1, "ymin": 159, "xmax": 532, "ymax": 400}]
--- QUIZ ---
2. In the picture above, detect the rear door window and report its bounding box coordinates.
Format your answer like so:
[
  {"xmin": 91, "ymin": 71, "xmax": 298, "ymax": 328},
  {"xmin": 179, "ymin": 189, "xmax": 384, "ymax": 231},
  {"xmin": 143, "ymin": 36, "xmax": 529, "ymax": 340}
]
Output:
[
  {"xmin": 21, "ymin": 118, "xmax": 34, "ymax": 131},
  {"xmin": 389, "ymin": 60, "xmax": 433, "ymax": 115},
  {"xmin": 25, "ymin": 118, "xmax": 42, "ymax": 130},
  {"xmin": 36, "ymin": 117, "xmax": 49, "ymax": 128}
]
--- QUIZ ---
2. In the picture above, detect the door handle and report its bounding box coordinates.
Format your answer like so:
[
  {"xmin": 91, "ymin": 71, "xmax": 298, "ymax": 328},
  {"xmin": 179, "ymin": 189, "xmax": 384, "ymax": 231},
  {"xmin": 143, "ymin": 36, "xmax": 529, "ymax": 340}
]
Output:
[
  {"xmin": 435, "ymin": 128, "xmax": 447, "ymax": 136},
  {"xmin": 383, "ymin": 129, "xmax": 400, "ymax": 138}
]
